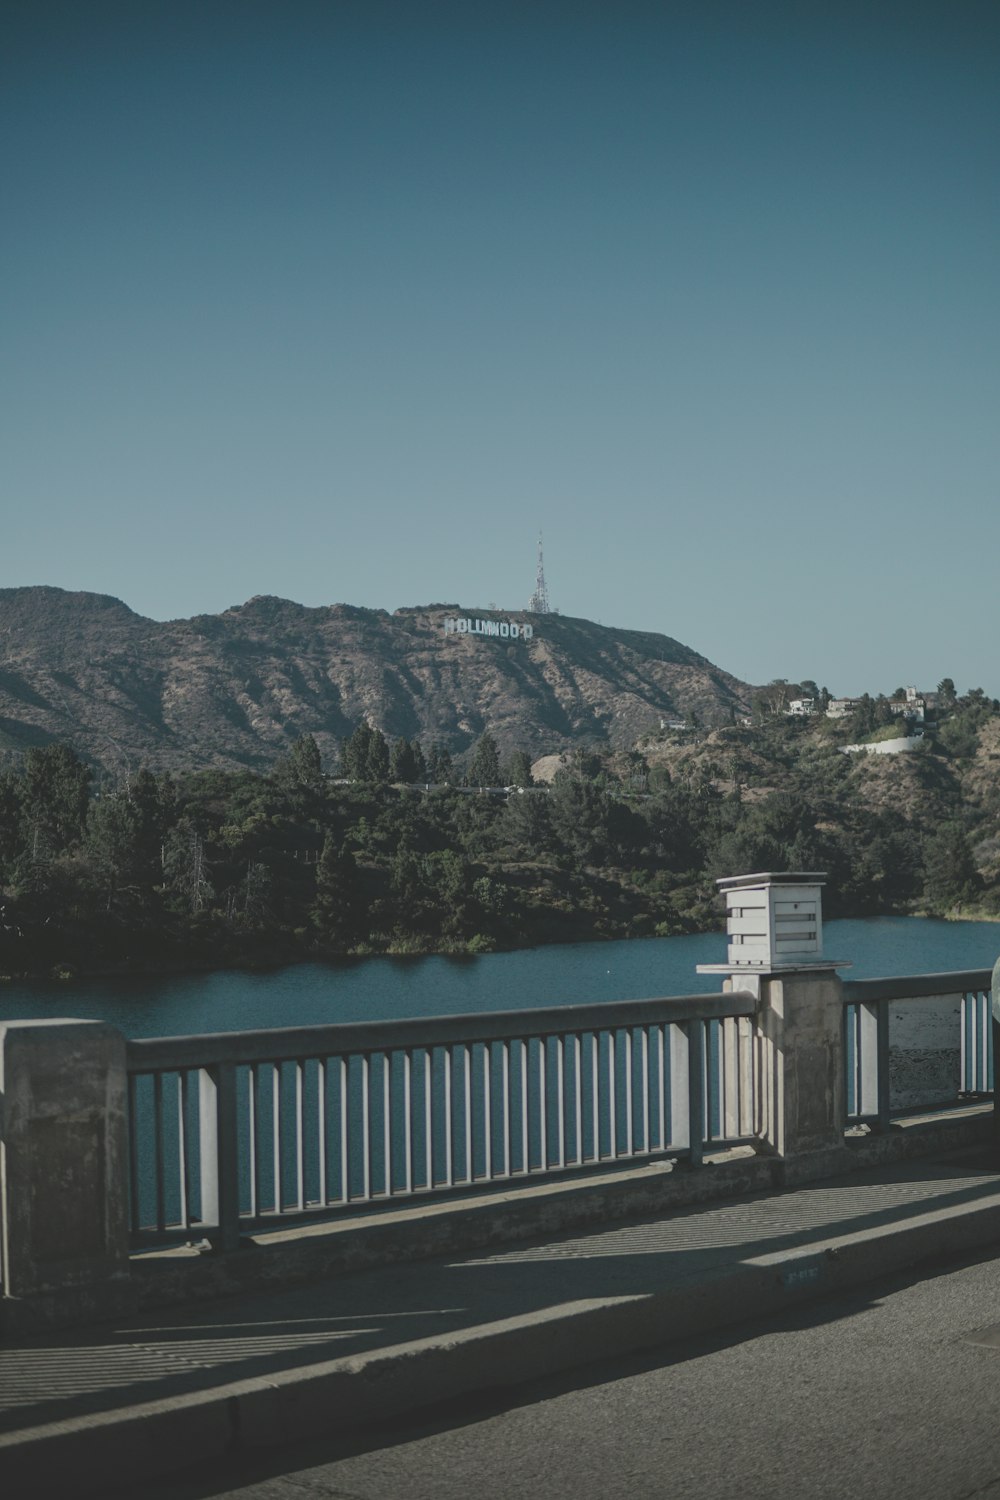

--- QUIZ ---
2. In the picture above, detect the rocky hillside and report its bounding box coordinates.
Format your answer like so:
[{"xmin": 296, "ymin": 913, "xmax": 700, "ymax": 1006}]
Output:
[{"xmin": 0, "ymin": 588, "xmax": 752, "ymax": 774}]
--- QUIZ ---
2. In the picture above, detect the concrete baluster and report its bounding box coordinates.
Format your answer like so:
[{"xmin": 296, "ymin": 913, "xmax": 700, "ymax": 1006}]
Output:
[
  {"xmin": 197, "ymin": 1061, "xmax": 242, "ymax": 1252},
  {"xmin": 0, "ymin": 1019, "xmax": 136, "ymax": 1330}
]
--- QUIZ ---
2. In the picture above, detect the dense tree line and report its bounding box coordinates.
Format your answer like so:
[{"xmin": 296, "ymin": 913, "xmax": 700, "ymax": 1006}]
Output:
[{"xmin": 0, "ymin": 697, "xmax": 997, "ymax": 978}]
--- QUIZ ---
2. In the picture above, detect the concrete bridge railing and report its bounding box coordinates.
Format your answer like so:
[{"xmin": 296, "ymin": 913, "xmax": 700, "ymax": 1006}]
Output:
[
  {"xmin": 124, "ymin": 992, "xmax": 760, "ymax": 1254},
  {"xmin": 1, "ymin": 873, "xmax": 996, "ymax": 1331}
]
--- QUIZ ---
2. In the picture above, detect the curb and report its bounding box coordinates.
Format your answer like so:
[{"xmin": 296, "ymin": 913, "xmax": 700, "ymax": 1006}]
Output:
[{"xmin": 4, "ymin": 1191, "xmax": 1000, "ymax": 1497}]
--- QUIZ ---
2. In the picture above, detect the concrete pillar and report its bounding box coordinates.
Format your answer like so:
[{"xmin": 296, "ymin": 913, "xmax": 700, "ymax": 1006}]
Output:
[
  {"xmin": 0, "ymin": 1019, "xmax": 135, "ymax": 1330},
  {"xmin": 742, "ymin": 967, "xmax": 847, "ymax": 1160},
  {"xmin": 700, "ymin": 872, "xmax": 851, "ymax": 1179}
]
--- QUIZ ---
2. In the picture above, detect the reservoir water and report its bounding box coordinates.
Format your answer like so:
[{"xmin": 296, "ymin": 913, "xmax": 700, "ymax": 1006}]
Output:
[{"xmin": 1, "ymin": 916, "xmax": 998, "ymax": 1039}]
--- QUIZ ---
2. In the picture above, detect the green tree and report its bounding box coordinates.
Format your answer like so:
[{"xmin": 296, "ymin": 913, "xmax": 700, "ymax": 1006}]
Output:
[
  {"xmin": 502, "ymin": 750, "xmax": 534, "ymax": 788},
  {"xmin": 162, "ymin": 819, "xmax": 213, "ymax": 914},
  {"xmin": 467, "ymin": 734, "xmax": 501, "ymax": 788},
  {"xmin": 498, "ymin": 787, "xmax": 552, "ymax": 856},
  {"xmin": 764, "ymin": 680, "xmax": 790, "ymax": 715},
  {"xmin": 311, "ymin": 835, "xmax": 360, "ymax": 948},
  {"xmin": 410, "ymin": 740, "xmax": 428, "ymax": 783},
  {"xmin": 426, "ymin": 744, "xmax": 454, "ymax": 784},
  {"xmin": 549, "ymin": 771, "xmax": 609, "ymax": 864},
  {"xmin": 278, "ymin": 733, "xmax": 323, "ymax": 788},
  {"xmin": 367, "ymin": 728, "xmax": 390, "ymax": 782},
  {"xmin": 706, "ymin": 793, "xmax": 820, "ymax": 881},
  {"xmin": 937, "ymin": 696, "xmax": 992, "ymax": 760},
  {"xmin": 643, "ymin": 786, "xmax": 703, "ymax": 873},
  {"xmin": 923, "ymin": 822, "xmax": 979, "ymax": 909},
  {"xmin": 341, "ymin": 723, "xmax": 374, "ymax": 780},
  {"xmin": 390, "ymin": 738, "xmax": 420, "ymax": 784},
  {"xmin": 129, "ymin": 768, "xmax": 170, "ymax": 885},
  {"xmin": 388, "ymin": 848, "xmax": 424, "ymax": 921},
  {"xmin": 226, "ymin": 860, "xmax": 273, "ymax": 931},
  {"xmin": 385, "ymin": 848, "xmax": 469, "ymax": 934},
  {"xmin": 842, "ymin": 822, "xmax": 922, "ymax": 913},
  {"xmin": 426, "ymin": 850, "xmax": 471, "ymax": 936},
  {"xmin": 18, "ymin": 743, "xmax": 91, "ymax": 863},
  {"xmin": 449, "ymin": 790, "xmax": 504, "ymax": 858},
  {"xmin": 618, "ymin": 751, "xmax": 648, "ymax": 792},
  {"xmin": 471, "ymin": 873, "xmax": 512, "ymax": 922},
  {"xmin": 0, "ymin": 769, "xmax": 22, "ymax": 883},
  {"xmin": 341, "ymin": 723, "xmax": 390, "ymax": 781},
  {"xmin": 86, "ymin": 790, "xmax": 144, "ymax": 912}
]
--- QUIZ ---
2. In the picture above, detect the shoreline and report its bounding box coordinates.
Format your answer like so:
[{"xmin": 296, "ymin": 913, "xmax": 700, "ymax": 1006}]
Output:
[
  {"xmin": 0, "ymin": 925, "xmax": 719, "ymax": 986},
  {"xmin": 3, "ymin": 904, "xmax": 997, "ymax": 987}
]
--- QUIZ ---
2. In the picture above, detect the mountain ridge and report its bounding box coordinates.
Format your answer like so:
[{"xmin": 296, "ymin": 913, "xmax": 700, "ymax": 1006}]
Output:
[{"xmin": 0, "ymin": 587, "xmax": 753, "ymax": 773}]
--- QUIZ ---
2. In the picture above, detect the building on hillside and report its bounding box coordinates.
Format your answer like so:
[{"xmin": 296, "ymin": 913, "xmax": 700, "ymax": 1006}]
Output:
[
  {"xmin": 828, "ymin": 686, "xmax": 932, "ymax": 723},
  {"xmin": 887, "ymin": 686, "xmax": 930, "ymax": 723},
  {"xmin": 787, "ymin": 698, "xmax": 816, "ymax": 716}
]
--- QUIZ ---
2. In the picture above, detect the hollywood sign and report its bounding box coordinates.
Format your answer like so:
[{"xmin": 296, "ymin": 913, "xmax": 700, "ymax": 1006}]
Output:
[{"xmin": 443, "ymin": 617, "xmax": 534, "ymax": 640}]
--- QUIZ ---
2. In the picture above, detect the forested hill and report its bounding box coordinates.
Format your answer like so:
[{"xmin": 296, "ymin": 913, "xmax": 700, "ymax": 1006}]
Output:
[
  {"xmin": 0, "ymin": 588, "xmax": 751, "ymax": 774},
  {"xmin": 2, "ymin": 695, "xmax": 999, "ymax": 981}
]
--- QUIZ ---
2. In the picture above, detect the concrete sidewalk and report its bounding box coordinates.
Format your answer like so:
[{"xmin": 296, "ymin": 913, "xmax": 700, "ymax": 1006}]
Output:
[{"xmin": 3, "ymin": 1147, "xmax": 1000, "ymax": 1497}]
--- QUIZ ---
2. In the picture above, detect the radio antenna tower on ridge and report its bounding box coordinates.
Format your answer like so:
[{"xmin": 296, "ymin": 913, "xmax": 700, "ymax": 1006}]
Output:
[{"xmin": 527, "ymin": 532, "xmax": 551, "ymax": 613}]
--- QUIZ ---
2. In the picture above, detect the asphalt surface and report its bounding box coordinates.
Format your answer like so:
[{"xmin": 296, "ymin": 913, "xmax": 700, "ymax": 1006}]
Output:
[
  {"xmin": 6, "ymin": 1145, "xmax": 1000, "ymax": 1498},
  {"xmin": 119, "ymin": 1246, "xmax": 1000, "ymax": 1500},
  {"xmin": 5, "ymin": 1153, "xmax": 1000, "ymax": 1441}
]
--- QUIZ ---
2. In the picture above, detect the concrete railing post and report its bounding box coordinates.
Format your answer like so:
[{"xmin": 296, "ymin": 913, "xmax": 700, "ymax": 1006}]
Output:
[
  {"xmin": 699, "ymin": 872, "xmax": 851, "ymax": 1179},
  {"xmin": 747, "ymin": 966, "xmax": 847, "ymax": 1158},
  {"xmin": 993, "ymin": 956, "xmax": 1000, "ymax": 1164},
  {"xmin": 0, "ymin": 1019, "xmax": 136, "ymax": 1330}
]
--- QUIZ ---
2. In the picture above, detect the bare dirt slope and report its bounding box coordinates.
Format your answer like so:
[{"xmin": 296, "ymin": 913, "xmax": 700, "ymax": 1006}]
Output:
[{"xmin": 0, "ymin": 589, "xmax": 752, "ymax": 773}]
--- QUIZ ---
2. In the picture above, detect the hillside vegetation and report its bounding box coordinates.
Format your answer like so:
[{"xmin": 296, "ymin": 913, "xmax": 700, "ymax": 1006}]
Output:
[{"xmin": 1, "ymin": 683, "xmax": 998, "ymax": 978}]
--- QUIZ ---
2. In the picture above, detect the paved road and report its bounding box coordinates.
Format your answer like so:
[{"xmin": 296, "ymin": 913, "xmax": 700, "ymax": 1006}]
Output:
[{"xmin": 119, "ymin": 1246, "xmax": 1000, "ymax": 1500}]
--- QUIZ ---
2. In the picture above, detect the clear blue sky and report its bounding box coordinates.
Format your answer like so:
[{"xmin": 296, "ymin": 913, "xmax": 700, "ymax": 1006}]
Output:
[{"xmin": 3, "ymin": 1, "xmax": 998, "ymax": 698}]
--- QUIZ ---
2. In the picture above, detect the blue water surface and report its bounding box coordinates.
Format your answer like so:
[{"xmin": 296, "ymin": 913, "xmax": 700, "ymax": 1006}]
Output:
[{"xmin": 1, "ymin": 917, "xmax": 998, "ymax": 1040}]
